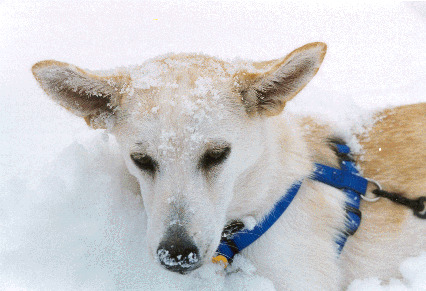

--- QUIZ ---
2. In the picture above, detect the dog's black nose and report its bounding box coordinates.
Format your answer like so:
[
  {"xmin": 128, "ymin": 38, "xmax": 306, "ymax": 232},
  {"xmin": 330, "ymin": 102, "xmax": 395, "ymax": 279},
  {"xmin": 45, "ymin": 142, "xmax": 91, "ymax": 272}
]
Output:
[{"xmin": 156, "ymin": 224, "xmax": 201, "ymax": 274}]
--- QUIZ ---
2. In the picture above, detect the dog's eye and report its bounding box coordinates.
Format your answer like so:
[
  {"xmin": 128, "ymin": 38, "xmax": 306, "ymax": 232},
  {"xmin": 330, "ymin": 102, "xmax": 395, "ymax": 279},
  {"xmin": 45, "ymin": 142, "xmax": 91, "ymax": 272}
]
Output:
[
  {"xmin": 200, "ymin": 146, "xmax": 231, "ymax": 170},
  {"xmin": 130, "ymin": 153, "xmax": 158, "ymax": 175}
]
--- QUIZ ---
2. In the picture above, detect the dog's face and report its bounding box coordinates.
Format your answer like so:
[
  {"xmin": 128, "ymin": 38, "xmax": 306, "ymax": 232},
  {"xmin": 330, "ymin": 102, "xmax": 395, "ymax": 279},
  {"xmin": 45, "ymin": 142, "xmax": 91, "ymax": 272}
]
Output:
[
  {"xmin": 32, "ymin": 43, "xmax": 326, "ymax": 273},
  {"xmin": 113, "ymin": 56, "xmax": 267, "ymax": 271}
]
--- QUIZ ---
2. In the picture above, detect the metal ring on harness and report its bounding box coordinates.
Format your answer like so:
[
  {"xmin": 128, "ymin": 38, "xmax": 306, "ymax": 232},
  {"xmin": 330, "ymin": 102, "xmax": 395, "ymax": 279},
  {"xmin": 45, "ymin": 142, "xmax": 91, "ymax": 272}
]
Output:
[{"xmin": 361, "ymin": 178, "xmax": 382, "ymax": 202}]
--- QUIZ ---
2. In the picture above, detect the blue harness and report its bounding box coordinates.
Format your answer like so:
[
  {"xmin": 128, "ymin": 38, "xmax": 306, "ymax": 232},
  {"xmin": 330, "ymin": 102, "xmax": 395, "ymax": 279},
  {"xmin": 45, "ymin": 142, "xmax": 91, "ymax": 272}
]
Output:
[{"xmin": 214, "ymin": 143, "xmax": 367, "ymax": 265}]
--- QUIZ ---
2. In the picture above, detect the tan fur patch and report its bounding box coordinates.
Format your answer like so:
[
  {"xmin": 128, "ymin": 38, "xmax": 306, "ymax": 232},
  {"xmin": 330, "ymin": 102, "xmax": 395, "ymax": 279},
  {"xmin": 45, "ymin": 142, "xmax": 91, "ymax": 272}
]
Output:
[
  {"xmin": 357, "ymin": 103, "xmax": 426, "ymax": 197},
  {"xmin": 355, "ymin": 103, "xmax": 426, "ymax": 229}
]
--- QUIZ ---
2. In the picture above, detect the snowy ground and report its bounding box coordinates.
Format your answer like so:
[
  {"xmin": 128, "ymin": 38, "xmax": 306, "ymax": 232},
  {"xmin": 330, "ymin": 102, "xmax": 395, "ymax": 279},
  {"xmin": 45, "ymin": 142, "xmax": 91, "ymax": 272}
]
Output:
[{"xmin": 1, "ymin": 1, "xmax": 426, "ymax": 290}]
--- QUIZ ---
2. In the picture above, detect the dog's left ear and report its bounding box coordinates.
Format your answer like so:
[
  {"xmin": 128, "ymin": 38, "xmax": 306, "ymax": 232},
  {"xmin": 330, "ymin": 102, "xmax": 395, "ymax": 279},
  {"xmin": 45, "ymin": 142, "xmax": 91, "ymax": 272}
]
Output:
[{"xmin": 234, "ymin": 42, "xmax": 327, "ymax": 116}]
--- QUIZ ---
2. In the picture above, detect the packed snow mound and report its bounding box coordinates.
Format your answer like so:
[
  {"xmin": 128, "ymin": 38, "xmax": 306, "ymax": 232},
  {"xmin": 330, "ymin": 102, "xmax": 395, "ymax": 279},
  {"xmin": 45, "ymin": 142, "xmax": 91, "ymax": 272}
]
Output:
[{"xmin": 347, "ymin": 252, "xmax": 426, "ymax": 291}]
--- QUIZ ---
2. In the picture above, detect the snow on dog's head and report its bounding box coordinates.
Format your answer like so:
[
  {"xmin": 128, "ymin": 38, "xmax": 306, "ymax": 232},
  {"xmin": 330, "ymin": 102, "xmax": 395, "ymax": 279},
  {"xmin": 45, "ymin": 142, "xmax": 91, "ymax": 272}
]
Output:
[{"xmin": 32, "ymin": 42, "xmax": 326, "ymax": 273}]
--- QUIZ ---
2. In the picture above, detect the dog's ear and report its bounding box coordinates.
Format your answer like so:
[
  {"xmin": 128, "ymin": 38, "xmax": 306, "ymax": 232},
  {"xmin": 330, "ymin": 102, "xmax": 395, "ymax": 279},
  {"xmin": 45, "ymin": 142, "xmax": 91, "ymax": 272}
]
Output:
[
  {"xmin": 32, "ymin": 60, "xmax": 130, "ymax": 128},
  {"xmin": 234, "ymin": 42, "xmax": 327, "ymax": 116}
]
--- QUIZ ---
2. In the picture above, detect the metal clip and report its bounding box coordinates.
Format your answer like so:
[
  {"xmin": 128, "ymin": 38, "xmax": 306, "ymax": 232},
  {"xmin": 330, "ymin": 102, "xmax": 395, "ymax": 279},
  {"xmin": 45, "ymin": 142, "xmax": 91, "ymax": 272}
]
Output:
[{"xmin": 360, "ymin": 178, "xmax": 382, "ymax": 202}]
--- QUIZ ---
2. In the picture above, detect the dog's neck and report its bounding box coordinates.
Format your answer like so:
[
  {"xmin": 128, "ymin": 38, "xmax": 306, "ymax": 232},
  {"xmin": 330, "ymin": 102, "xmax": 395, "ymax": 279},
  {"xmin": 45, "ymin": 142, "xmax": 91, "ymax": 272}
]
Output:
[{"xmin": 229, "ymin": 115, "xmax": 318, "ymax": 222}]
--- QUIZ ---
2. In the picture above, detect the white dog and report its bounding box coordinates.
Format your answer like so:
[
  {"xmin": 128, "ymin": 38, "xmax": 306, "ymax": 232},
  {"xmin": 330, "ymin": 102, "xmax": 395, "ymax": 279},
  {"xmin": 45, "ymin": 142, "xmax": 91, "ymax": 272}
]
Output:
[{"xmin": 32, "ymin": 43, "xmax": 426, "ymax": 290}]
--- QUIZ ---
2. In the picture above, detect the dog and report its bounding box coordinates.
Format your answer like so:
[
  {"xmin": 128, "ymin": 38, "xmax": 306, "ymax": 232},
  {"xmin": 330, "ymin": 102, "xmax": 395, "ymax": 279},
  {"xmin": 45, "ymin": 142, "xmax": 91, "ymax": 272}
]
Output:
[{"xmin": 32, "ymin": 42, "xmax": 426, "ymax": 290}]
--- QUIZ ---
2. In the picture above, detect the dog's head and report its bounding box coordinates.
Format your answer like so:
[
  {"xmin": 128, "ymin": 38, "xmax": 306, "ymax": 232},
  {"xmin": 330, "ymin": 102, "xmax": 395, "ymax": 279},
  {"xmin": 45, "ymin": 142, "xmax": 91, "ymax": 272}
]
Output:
[{"xmin": 32, "ymin": 43, "xmax": 326, "ymax": 273}]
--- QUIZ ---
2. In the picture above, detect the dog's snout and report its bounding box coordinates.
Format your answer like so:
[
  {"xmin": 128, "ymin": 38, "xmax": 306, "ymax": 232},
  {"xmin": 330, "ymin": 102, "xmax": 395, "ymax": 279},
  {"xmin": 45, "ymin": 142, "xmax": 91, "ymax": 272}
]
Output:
[{"xmin": 156, "ymin": 225, "xmax": 201, "ymax": 274}]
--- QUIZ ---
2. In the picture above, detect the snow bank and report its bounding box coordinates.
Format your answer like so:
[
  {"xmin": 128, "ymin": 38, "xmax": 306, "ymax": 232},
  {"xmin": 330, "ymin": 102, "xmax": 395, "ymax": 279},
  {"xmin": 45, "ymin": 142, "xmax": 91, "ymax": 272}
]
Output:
[
  {"xmin": 2, "ymin": 1, "xmax": 426, "ymax": 290},
  {"xmin": 348, "ymin": 252, "xmax": 426, "ymax": 291}
]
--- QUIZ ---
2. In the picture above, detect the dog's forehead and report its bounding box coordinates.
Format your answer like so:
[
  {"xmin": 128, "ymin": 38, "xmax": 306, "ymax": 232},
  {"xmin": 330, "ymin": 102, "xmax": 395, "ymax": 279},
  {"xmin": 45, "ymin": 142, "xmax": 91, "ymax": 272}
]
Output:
[
  {"xmin": 132, "ymin": 53, "xmax": 231, "ymax": 88},
  {"xmin": 120, "ymin": 54, "xmax": 251, "ymax": 160},
  {"xmin": 127, "ymin": 54, "xmax": 232, "ymax": 124}
]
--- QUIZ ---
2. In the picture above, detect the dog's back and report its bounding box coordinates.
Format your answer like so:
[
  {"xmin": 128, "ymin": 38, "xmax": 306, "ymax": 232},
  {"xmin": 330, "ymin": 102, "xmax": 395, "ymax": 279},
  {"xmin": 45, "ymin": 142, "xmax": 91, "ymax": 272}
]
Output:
[{"xmin": 341, "ymin": 103, "xmax": 426, "ymax": 284}]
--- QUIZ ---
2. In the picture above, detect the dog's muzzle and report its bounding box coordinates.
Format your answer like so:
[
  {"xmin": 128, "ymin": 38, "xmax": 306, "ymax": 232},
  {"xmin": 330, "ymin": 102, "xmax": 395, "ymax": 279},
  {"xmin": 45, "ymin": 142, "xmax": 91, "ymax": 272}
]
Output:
[{"xmin": 156, "ymin": 224, "xmax": 201, "ymax": 274}]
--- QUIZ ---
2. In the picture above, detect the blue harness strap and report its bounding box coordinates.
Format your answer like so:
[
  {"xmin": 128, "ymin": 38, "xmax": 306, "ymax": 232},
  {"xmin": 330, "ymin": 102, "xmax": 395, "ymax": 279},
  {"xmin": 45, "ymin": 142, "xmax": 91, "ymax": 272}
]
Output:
[
  {"xmin": 215, "ymin": 181, "xmax": 302, "ymax": 260},
  {"xmin": 312, "ymin": 143, "xmax": 365, "ymax": 253},
  {"xmin": 214, "ymin": 142, "xmax": 366, "ymax": 263},
  {"xmin": 312, "ymin": 163, "xmax": 367, "ymax": 196}
]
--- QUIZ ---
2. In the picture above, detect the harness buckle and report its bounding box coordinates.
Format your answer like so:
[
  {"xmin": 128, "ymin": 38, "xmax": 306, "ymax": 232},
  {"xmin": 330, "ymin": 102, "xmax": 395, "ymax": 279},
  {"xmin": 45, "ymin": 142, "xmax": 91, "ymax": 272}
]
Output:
[{"xmin": 361, "ymin": 178, "xmax": 382, "ymax": 202}]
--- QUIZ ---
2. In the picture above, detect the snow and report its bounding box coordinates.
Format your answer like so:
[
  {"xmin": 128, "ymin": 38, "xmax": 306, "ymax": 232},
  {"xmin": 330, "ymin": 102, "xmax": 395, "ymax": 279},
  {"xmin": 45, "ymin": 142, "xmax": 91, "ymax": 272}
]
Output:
[
  {"xmin": 157, "ymin": 249, "xmax": 199, "ymax": 268},
  {"xmin": 347, "ymin": 252, "xmax": 426, "ymax": 291},
  {"xmin": 1, "ymin": 1, "xmax": 426, "ymax": 290},
  {"xmin": 241, "ymin": 216, "xmax": 257, "ymax": 231}
]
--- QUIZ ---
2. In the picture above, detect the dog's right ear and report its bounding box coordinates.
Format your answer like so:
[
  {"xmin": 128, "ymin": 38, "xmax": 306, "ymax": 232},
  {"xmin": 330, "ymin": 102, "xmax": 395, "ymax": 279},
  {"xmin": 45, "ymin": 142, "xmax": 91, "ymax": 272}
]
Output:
[
  {"xmin": 234, "ymin": 42, "xmax": 327, "ymax": 117},
  {"xmin": 32, "ymin": 60, "xmax": 130, "ymax": 128}
]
